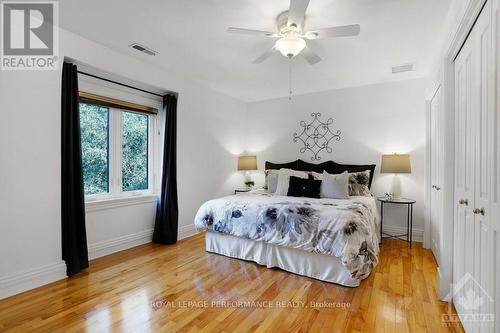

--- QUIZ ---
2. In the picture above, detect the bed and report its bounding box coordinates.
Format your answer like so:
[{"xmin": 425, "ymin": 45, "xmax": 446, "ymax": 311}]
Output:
[{"xmin": 194, "ymin": 159, "xmax": 380, "ymax": 287}]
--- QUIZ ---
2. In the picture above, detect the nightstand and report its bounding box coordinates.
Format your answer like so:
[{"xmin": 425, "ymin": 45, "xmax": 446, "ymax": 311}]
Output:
[
  {"xmin": 234, "ymin": 188, "xmax": 251, "ymax": 194},
  {"xmin": 377, "ymin": 197, "xmax": 416, "ymax": 247}
]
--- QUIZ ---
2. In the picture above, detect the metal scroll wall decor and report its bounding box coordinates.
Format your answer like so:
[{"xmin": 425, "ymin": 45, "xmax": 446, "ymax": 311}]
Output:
[{"xmin": 293, "ymin": 113, "xmax": 341, "ymax": 161}]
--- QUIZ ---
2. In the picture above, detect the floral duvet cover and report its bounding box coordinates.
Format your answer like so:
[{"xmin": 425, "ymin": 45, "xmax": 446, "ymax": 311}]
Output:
[{"xmin": 194, "ymin": 191, "xmax": 380, "ymax": 280}]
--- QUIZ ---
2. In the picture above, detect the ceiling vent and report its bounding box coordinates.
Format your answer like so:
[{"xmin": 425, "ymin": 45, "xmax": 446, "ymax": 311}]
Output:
[
  {"xmin": 392, "ymin": 63, "xmax": 414, "ymax": 74},
  {"xmin": 130, "ymin": 43, "xmax": 157, "ymax": 56}
]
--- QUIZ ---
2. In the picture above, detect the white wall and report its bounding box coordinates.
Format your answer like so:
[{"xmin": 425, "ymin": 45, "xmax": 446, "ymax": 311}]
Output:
[
  {"xmin": 0, "ymin": 29, "xmax": 247, "ymax": 299},
  {"xmin": 426, "ymin": 0, "xmax": 473, "ymax": 88},
  {"xmin": 0, "ymin": 27, "xmax": 429, "ymax": 300},
  {"xmin": 245, "ymin": 79, "xmax": 427, "ymax": 237}
]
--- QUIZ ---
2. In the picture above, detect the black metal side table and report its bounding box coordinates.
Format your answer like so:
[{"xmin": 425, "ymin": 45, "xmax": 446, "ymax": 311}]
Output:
[{"xmin": 377, "ymin": 197, "xmax": 416, "ymax": 247}]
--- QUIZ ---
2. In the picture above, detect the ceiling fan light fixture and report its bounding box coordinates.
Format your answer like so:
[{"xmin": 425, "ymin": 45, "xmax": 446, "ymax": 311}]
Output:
[{"xmin": 275, "ymin": 36, "xmax": 306, "ymax": 58}]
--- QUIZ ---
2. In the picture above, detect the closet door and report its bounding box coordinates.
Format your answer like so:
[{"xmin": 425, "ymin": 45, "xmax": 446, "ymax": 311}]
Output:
[
  {"xmin": 473, "ymin": 2, "xmax": 496, "ymax": 331},
  {"xmin": 493, "ymin": 0, "xmax": 500, "ymax": 227},
  {"xmin": 454, "ymin": 2, "xmax": 496, "ymax": 332},
  {"xmin": 494, "ymin": 0, "xmax": 500, "ymax": 329},
  {"xmin": 454, "ymin": 31, "xmax": 476, "ymax": 332},
  {"xmin": 494, "ymin": 0, "xmax": 500, "ymax": 224},
  {"xmin": 430, "ymin": 86, "xmax": 443, "ymax": 262}
]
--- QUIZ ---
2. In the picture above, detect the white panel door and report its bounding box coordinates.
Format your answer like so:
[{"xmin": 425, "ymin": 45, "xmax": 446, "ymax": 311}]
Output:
[
  {"xmin": 473, "ymin": 3, "xmax": 496, "ymax": 332},
  {"xmin": 454, "ymin": 1, "xmax": 497, "ymax": 332},
  {"xmin": 454, "ymin": 32, "xmax": 477, "ymax": 332},
  {"xmin": 493, "ymin": 0, "xmax": 500, "ymax": 227},
  {"xmin": 493, "ymin": 0, "xmax": 500, "ymax": 329},
  {"xmin": 430, "ymin": 86, "xmax": 443, "ymax": 263}
]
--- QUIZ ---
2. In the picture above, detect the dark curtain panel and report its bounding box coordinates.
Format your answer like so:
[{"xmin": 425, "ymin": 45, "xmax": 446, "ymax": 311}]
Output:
[
  {"xmin": 61, "ymin": 62, "xmax": 89, "ymax": 276},
  {"xmin": 153, "ymin": 94, "xmax": 179, "ymax": 244}
]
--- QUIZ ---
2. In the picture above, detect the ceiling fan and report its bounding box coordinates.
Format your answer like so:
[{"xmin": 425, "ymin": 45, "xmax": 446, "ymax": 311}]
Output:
[{"xmin": 227, "ymin": 0, "xmax": 360, "ymax": 65}]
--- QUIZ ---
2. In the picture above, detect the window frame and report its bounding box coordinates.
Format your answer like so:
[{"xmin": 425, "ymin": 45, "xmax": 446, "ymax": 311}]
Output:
[{"xmin": 81, "ymin": 102, "xmax": 158, "ymax": 203}]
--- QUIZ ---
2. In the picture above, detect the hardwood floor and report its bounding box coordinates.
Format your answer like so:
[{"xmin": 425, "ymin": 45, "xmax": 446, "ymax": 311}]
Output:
[{"xmin": 0, "ymin": 234, "xmax": 463, "ymax": 333}]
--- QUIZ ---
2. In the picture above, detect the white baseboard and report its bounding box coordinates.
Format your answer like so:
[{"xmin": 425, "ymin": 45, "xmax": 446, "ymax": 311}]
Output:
[
  {"xmin": 382, "ymin": 225, "xmax": 424, "ymax": 243},
  {"xmin": 0, "ymin": 224, "xmax": 199, "ymax": 300},
  {"xmin": 0, "ymin": 261, "xmax": 67, "ymax": 300},
  {"xmin": 88, "ymin": 228, "xmax": 154, "ymax": 260},
  {"xmin": 178, "ymin": 224, "xmax": 199, "ymax": 240},
  {"xmin": 88, "ymin": 224, "xmax": 199, "ymax": 260}
]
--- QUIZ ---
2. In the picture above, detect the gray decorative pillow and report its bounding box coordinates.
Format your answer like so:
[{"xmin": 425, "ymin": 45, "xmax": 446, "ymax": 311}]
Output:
[
  {"xmin": 348, "ymin": 171, "xmax": 372, "ymax": 196},
  {"xmin": 321, "ymin": 171, "xmax": 350, "ymax": 199}
]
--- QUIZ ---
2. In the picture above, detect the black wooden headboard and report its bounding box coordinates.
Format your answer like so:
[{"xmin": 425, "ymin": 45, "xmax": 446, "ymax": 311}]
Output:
[{"xmin": 265, "ymin": 159, "xmax": 377, "ymax": 189}]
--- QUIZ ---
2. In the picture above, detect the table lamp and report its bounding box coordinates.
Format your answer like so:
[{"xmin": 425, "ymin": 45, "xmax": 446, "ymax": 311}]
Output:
[
  {"xmin": 381, "ymin": 153, "xmax": 411, "ymax": 199},
  {"xmin": 237, "ymin": 156, "xmax": 257, "ymax": 189}
]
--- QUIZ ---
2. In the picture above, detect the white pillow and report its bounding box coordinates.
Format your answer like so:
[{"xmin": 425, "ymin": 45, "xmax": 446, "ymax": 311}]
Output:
[
  {"xmin": 321, "ymin": 171, "xmax": 350, "ymax": 199},
  {"xmin": 310, "ymin": 171, "xmax": 323, "ymax": 180},
  {"xmin": 275, "ymin": 168, "xmax": 309, "ymax": 196},
  {"xmin": 266, "ymin": 170, "xmax": 279, "ymax": 193}
]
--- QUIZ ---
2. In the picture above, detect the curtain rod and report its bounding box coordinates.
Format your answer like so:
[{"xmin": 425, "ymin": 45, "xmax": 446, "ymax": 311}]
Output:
[{"xmin": 77, "ymin": 70, "xmax": 166, "ymax": 98}]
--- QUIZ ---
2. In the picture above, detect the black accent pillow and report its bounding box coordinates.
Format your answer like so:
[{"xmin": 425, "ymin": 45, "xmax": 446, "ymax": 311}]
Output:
[{"xmin": 287, "ymin": 176, "xmax": 321, "ymax": 198}]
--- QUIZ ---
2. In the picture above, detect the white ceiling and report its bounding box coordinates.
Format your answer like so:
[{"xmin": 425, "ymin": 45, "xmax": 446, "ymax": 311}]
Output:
[{"xmin": 59, "ymin": 0, "xmax": 451, "ymax": 102}]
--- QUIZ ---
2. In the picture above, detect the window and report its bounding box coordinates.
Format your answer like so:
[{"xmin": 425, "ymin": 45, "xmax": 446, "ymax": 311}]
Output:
[
  {"xmin": 79, "ymin": 100, "xmax": 156, "ymax": 200},
  {"xmin": 80, "ymin": 103, "xmax": 109, "ymax": 195},
  {"xmin": 122, "ymin": 111, "xmax": 149, "ymax": 192}
]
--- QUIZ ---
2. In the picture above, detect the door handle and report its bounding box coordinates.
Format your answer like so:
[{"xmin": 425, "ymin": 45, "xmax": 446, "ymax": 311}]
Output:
[
  {"xmin": 473, "ymin": 208, "xmax": 485, "ymax": 216},
  {"xmin": 435, "ymin": 186, "xmax": 441, "ymax": 191},
  {"xmin": 459, "ymin": 199, "xmax": 468, "ymax": 206}
]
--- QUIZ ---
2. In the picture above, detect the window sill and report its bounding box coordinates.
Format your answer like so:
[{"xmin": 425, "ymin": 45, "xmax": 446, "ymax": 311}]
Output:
[{"xmin": 85, "ymin": 194, "xmax": 158, "ymax": 213}]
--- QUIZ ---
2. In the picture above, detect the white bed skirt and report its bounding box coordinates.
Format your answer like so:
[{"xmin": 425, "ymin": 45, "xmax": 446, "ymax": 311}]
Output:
[{"xmin": 205, "ymin": 231, "xmax": 360, "ymax": 287}]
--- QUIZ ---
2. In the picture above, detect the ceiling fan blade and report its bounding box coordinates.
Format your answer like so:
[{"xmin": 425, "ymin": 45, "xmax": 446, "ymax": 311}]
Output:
[
  {"xmin": 301, "ymin": 46, "xmax": 321, "ymax": 65},
  {"xmin": 227, "ymin": 27, "xmax": 278, "ymax": 37},
  {"xmin": 252, "ymin": 47, "xmax": 276, "ymax": 64},
  {"xmin": 305, "ymin": 24, "xmax": 360, "ymax": 39},
  {"xmin": 288, "ymin": 0, "xmax": 310, "ymax": 29}
]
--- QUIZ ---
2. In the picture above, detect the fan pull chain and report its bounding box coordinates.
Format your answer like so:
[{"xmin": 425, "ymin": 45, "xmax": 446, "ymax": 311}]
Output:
[{"xmin": 289, "ymin": 58, "xmax": 292, "ymax": 100}]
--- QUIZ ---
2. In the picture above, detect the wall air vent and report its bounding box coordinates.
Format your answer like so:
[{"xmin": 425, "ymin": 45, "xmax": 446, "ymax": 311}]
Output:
[
  {"xmin": 129, "ymin": 43, "xmax": 157, "ymax": 56},
  {"xmin": 391, "ymin": 63, "xmax": 414, "ymax": 74}
]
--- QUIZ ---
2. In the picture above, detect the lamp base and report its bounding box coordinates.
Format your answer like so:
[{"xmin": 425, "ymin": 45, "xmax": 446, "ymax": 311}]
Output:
[
  {"xmin": 244, "ymin": 171, "xmax": 254, "ymax": 190},
  {"xmin": 390, "ymin": 174, "xmax": 403, "ymax": 199}
]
